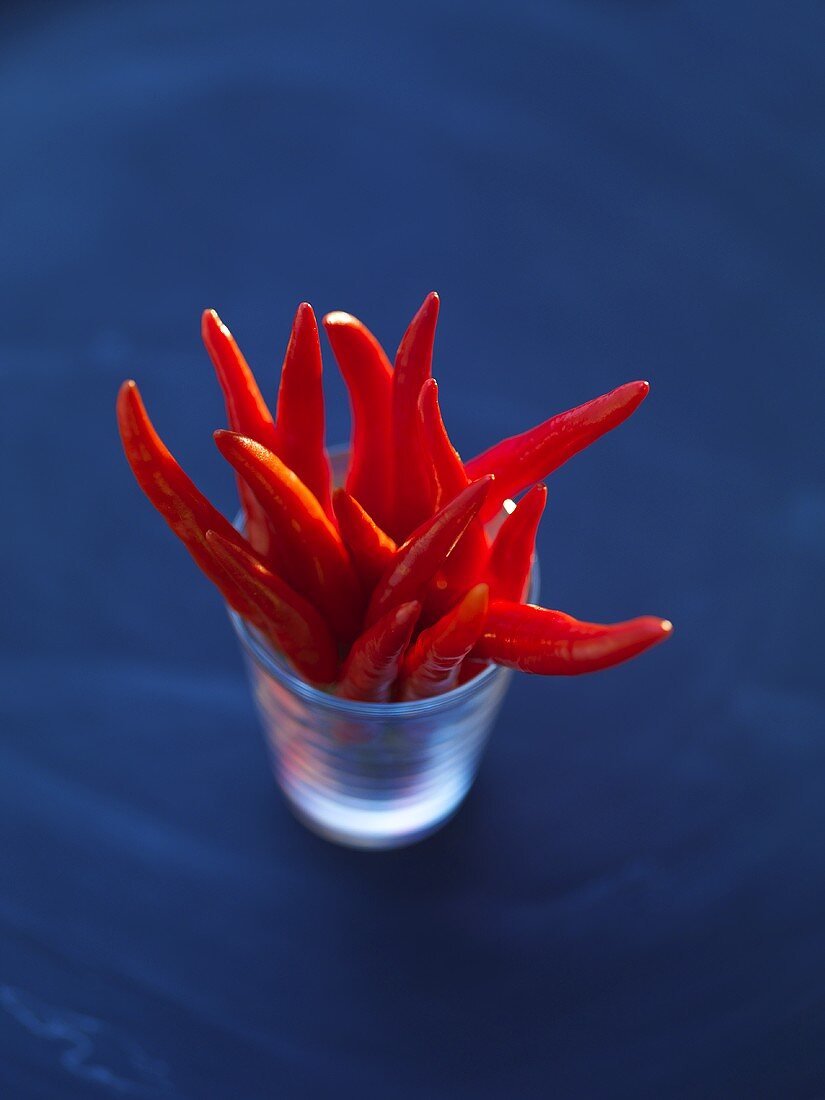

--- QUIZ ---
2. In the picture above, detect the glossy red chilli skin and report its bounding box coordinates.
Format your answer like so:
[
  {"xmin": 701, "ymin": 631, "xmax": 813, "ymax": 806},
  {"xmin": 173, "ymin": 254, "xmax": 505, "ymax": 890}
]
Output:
[
  {"xmin": 484, "ymin": 483, "xmax": 547, "ymax": 603},
  {"xmin": 474, "ymin": 601, "xmax": 673, "ymax": 675},
  {"xmin": 417, "ymin": 378, "xmax": 467, "ymax": 507},
  {"xmin": 201, "ymin": 309, "xmax": 278, "ymax": 559},
  {"xmin": 272, "ymin": 303, "xmax": 334, "ymax": 521},
  {"xmin": 201, "ymin": 309, "xmax": 279, "ymax": 449},
  {"xmin": 465, "ymin": 380, "xmax": 649, "ymax": 522},
  {"xmin": 116, "ymin": 380, "xmax": 256, "ymax": 617},
  {"xmin": 120, "ymin": 294, "xmax": 673, "ymax": 699},
  {"xmin": 323, "ymin": 310, "xmax": 394, "ymax": 534},
  {"xmin": 365, "ymin": 475, "xmax": 493, "ymax": 628},
  {"xmin": 214, "ymin": 431, "xmax": 364, "ymax": 645},
  {"xmin": 417, "ymin": 379, "xmax": 489, "ymax": 623},
  {"xmin": 332, "ymin": 489, "xmax": 397, "ymax": 595},
  {"xmin": 399, "ymin": 584, "xmax": 489, "ymax": 701},
  {"xmin": 391, "ymin": 292, "xmax": 440, "ymax": 540},
  {"xmin": 337, "ymin": 601, "xmax": 421, "ymax": 703},
  {"xmin": 206, "ymin": 531, "xmax": 339, "ymax": 685}
]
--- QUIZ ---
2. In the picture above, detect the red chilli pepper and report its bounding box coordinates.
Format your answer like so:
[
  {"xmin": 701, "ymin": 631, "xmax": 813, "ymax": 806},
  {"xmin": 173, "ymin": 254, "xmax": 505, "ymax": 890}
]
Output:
[
  {"xmin": 332, "ymin": 489, "xmax": 397, "ymax": 595},
  {"xmin": 465, "ymin": 381, "xmax": 649, "ymax": 522},
  {"xmin": 337, "ymin": 601, "xmax": 421, "ymax": 702},
  {"xmin": 201, "ymin": 309, "xmax": 278, "ymax": 448},
  {"xmin": 365, "ymin": 475, "xmax": 493, "ymax": 628},
  {"xmin": 391, "ymin": 292, "xmax": 440, "ymax": 540},
  {"xmin": 205, "ymin": 531, "xmax": 339, "ymax": 685},
  {"xmin": 214, "ymin": 431, "xmax": 363, "ymax": 645},
  {"xmin": 399, "ymin": 583, "xmax": 490, "ymax": 701},
  {"xmin": 484, "ymin": 483, "xmax": 547, "ymax": 602},
  {"xmin": 272, "ymin": 303, "xmax": 334, "ymax": 521},
  {"xmin": 474, "ymin": 601, "xmax": 673, "ymax": 675},
  {"xmin": 116, "ymin": 380, "xmax": 256, "ymax": 617},
  {"xmin": 417, "ymin": 378, "xmax": 467, "ymax": 507},
  {"xmin": 201, "ymin": 308, "xmax": 279, "ymax": 558},
  {"xmin": 323, "ymin": 311, "xmax": 394, "ymax": 534},
  {"xmin": 417, "ymin": 379, "xmax": 488, "ymax": 620}
]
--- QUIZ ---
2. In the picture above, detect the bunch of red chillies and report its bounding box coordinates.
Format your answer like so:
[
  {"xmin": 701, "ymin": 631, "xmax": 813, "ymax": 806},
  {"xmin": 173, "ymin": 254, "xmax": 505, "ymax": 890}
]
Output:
[{"xmin": 117, "ymin": 292, "xmax": 672, "ymax": 701}]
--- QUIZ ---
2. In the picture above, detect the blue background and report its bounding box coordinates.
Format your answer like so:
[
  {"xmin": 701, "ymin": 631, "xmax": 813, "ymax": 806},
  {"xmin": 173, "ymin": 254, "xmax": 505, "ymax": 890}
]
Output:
[{"xmin": 2, "ymin": 2, "xmax": 824, "ymax": 1097}]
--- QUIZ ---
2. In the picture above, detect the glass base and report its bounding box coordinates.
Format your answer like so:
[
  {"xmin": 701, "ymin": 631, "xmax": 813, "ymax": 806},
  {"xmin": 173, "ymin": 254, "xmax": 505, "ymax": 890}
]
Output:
[{"xmin": 277, "ymin": 771, "xmax": 472, "ymax": 849}]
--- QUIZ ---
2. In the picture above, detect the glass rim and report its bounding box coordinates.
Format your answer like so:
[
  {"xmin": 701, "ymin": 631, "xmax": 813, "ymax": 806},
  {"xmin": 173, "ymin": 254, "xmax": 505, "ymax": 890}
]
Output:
[{"xmin": 227, "ymin": 602, "xmax": 507, "ymax": 719}]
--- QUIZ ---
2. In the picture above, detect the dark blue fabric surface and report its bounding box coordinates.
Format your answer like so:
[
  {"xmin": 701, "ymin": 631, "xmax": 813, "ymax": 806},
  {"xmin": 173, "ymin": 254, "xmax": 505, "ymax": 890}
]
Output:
[{"xmin": 2, "ymin": 2, "xmax": 824, "ymax": 1097}]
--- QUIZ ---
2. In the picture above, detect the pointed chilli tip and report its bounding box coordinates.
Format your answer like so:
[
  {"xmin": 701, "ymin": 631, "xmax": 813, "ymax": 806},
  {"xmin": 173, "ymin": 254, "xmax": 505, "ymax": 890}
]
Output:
[
  {"xmin": 213, "ymin": 428, "xmax": 270, "ymax": 464},
  {"xmin": 293, "ymin": 301, "xmax": 318, "ymax": 332},
  {"xmin": 117, "ymin": 378, "xmax": 145, "ymax": 426},
  {"xmin": 204, "ymin": 530, "xmax": 231, "ymax": 559},
  {"xmin": 202, "ymin": 307, "xmax": 229, "ymax": 338},
  {"xmin": 216, "ymin": 427, "xmax": 254, "ymax": 444},
  {"xmin": 418, "ymin": 377, "xmax": 439, "ymax": 411},
  {"xmin": 406, "ymin": 291, "xmax": 440, "ymax": 329},
  {"xmin": 213, "ymin": 428, "xmax": 254, "ymax": 459},
  {"xmin": 513, "ymin": 482, "xmax": 548, "ymax": 507},
  {"xmin": 322, "ymin": 310, "xmax": 355, "ymax": 328},
  {"xmin": 421, "ymin": 291, "xmax": 440, "ymax": 319},
  {"xmin": 471, "ymin": 472, "xmax": 495, "ymax": 503},
  {"xmin": 395, "ymin": 600, "xmax": 422, "ymax": 626},
  {"xmin": 462, "ymin": 473, "xmax": 495, "ymax": 515},
  {"xmin": 632, "ymin": 616, "xmax": 673, "ymax": 644},
  {"xmin": 116, "ymin": 379, "xmax": 139, "ymax": 433},
  {"xmin": 206, "ymin": 528, "xmax": 244, "ymax": 562},
  {"xmin": 454, "ymin": 472, "xmax": 494, "ymax": 510},
  {"xmin": 460, "ymin": 583, "xmax": 490, "ymax": 619}
]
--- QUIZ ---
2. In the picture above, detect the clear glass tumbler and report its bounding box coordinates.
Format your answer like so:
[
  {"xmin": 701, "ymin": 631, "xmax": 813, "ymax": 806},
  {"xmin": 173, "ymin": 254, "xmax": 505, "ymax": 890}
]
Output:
[{"xmin": 228, "ymin": 451, "xmax": 536, "ymax": 849}]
